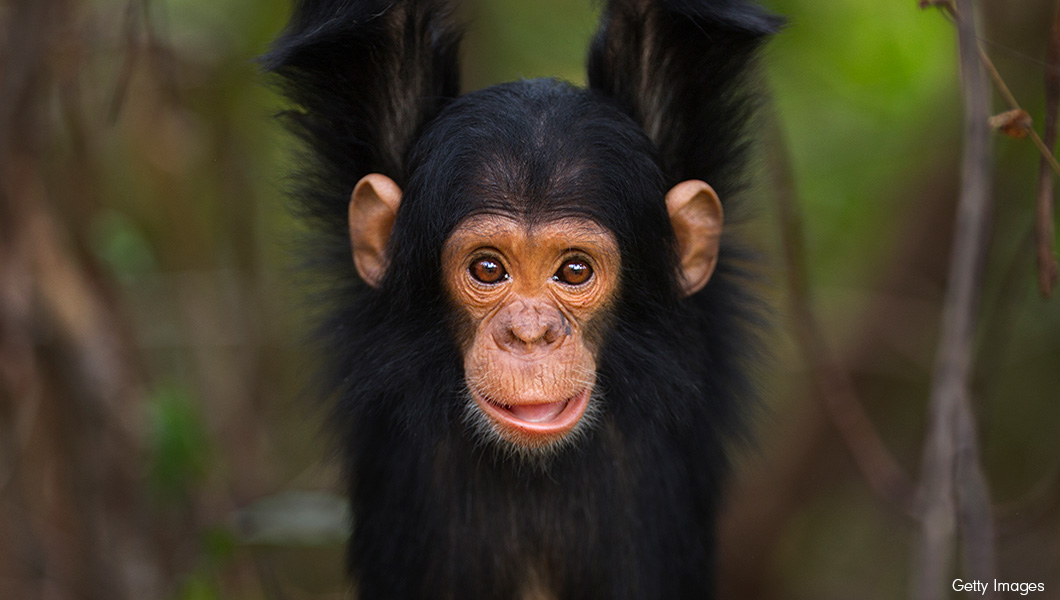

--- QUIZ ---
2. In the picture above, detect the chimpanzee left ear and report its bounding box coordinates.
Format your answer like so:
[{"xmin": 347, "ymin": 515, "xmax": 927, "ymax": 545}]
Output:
[
  {"xmin": 666, "ymin": 180, "xmax": 722, "ymax": 297},
  {"xmin": 349, "ymin": 174, "xmax": 403, "ymax": 287}
]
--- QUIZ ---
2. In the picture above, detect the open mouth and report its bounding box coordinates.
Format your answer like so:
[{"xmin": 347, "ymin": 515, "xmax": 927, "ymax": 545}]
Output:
[{"xmin": 473, "ymin": 388, "xmax": 591, "ymax": 437}]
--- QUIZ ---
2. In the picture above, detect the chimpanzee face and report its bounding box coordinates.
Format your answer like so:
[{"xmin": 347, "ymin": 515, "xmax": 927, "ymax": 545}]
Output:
[
  {"xmin": 442, "ymin": 214, "xmax": 620, "ymax": 452},
  {"xmin": 348, "ymin": 122, "xmax": 721, "ymax": 456}
]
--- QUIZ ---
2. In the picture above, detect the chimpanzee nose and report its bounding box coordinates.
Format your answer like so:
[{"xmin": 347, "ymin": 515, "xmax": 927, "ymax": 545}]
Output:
[{"xmin": 494, "ymin": 299, "xmax": 565, "ymax": 353}]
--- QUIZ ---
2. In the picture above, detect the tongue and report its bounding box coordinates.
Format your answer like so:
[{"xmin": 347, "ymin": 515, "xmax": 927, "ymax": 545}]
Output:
[{"xmin": 507, "ymin": 400, "xmax": 568, "ymax": 423}]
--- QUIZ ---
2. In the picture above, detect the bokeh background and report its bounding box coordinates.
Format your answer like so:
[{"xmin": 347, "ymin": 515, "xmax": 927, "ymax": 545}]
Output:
[{"xmin": 1, "ymin": 0, "xmax": 1058, "ymax": 598}]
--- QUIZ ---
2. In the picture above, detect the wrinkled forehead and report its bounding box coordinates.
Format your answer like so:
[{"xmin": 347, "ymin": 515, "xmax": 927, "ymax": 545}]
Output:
[{"xmin": 445, "ymin": 213, "xmax": 619, "ymax": 252}]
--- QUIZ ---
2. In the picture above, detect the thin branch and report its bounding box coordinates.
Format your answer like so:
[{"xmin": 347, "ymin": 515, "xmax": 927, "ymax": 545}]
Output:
[
  {"xmin": 931, "ymin": 0, "xmax": 1060, "ymax": 299},
  {"xmin": 935, "ymin": 0, "xmax": 1060, "ymax": 179},
  {"xmin": 976, "ymin": 47, "xmax": 1060, "ymax": 178},
  {"xmin": 912, "ymin": 0, "xmax": 997, "ymax": 599},
  {"xmin": 1035, "ymin": 1, "xmax": 1060, "ymax": 298},
  {"xmin": 766, "ymin": 117, "xmax": 919, "ymax": 518}
]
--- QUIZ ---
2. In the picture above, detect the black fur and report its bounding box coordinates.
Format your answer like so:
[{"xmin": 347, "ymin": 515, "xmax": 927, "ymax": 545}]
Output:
[{"xmin": 265, "ymin": 1, "xmax": 778, "ymax": 597}]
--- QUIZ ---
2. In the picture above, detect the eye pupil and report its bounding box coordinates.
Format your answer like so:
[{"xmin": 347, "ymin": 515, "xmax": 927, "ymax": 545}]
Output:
[
  {"xmin": 558, "ymin": 260, "xmax": 592, "ymax": 285},
  {"xmin": 470, "ymin": 258, "xmax": 506, "ymax": 284}
]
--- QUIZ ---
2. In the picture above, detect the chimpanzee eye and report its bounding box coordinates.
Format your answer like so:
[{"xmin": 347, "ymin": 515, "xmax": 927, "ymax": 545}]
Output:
[
  {"xmin": 555, "ymin": 259, "xmax": 593, "ymax": 285},
  {"xmin": 469, "ymin": 258, "xmax": 507, "ymax": 284}
]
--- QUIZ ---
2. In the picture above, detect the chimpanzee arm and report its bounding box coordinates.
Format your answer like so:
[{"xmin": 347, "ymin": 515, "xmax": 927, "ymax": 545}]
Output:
[
  {"xmin": 264, "ymin": 0, "xmax": 462, "ymax": 210},
  {"xmin": 587, "ymin": 0, "xmax": 782, "ymax": 198}
]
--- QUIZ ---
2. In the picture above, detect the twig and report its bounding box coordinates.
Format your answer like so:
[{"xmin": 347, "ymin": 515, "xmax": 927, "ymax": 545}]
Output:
[
  {"xmin": 767, "ymin": 117, "xmax": 919, "ymax": 518},
  {"xmin": 935, "ymin": 0, "xmax": 1060, "ymax": 179},
  {"xmin": 912, "ymin": 1, "xmax": 998, "ymax": 599},
  {"xmin": 1035, "ymin": 1, "xmax": 1060, "ymax": 298},
  {"xmin": 929, "ymin": 0, "xmax": 1060, "ymax": 298},
  {"xmin": 977, "ymin": 47, "xmax": 1060, "ymax": 178}
]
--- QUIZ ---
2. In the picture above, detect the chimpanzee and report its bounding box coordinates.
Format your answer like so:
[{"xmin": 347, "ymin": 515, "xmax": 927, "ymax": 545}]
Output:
[{"xmin": 265, "ymin": 0, "xmax": 779, "ymax": 597}]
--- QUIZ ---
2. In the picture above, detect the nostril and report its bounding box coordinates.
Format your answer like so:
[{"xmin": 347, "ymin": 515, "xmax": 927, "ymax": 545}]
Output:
[{"xmin": 549, "ymin": 311, "xmax": 572, "ymax": 342}]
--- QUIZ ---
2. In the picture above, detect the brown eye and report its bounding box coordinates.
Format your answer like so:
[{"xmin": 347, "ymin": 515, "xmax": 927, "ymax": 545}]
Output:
[
  {"xmin": 469, "ymin": 258, "xmax": 507, "ymax": 284},
  {"xmin": 555, "ymin": 259, "xmax": 593, "ymax": 285}
]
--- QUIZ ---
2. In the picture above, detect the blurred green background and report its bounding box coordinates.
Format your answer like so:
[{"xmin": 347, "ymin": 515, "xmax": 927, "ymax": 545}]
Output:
[{"xmin": 1, "ymin": 0, "xmax": 1058, "ymax": 598}]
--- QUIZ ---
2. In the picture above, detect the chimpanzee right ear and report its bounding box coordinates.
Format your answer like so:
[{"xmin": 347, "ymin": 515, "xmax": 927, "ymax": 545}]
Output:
[{"xmin": 263, "ymin": 0, "xmax": 462, "ymax": 283}]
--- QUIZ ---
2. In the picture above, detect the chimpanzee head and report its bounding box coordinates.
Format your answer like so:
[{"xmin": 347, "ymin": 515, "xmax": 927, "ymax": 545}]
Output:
[
  {"xmin": 265, "ymin": 0, "xmax": 778, "ymax": 461},
  {"xmin": 347, "ymin": 79, "xmax": 724, "ymax": 455}
]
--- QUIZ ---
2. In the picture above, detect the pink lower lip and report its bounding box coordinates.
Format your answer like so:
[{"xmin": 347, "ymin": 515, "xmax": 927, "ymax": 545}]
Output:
[
  {"xmin": 508, "ymin": 400, "xmax": 568, "ymax": 423},
  {"xmin": 474, "ymin": 388, "xmax": 591, "ymax": 436}
]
